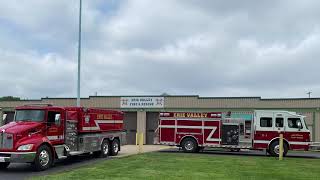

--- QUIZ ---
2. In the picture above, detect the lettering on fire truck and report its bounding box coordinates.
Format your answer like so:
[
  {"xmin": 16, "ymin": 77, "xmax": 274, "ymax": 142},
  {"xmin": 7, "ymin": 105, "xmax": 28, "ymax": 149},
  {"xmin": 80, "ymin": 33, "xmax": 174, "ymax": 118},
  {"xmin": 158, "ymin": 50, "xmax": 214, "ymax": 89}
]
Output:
[
  {"xmin": 97, "ymin": 114, "xmax": 112, "ymax": 120},
  {"xmin": 173, "ymin": 113, "xmax": 208, "ymax": 118},
  {"xmin": 157, "ymin": 110, "xmax": 311, "ymax": 155}
]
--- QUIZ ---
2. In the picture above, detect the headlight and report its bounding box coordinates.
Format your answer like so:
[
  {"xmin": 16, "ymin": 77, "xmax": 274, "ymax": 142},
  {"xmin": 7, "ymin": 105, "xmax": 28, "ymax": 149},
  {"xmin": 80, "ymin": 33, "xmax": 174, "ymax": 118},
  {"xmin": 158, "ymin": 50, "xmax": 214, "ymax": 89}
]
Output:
[{"xmin": 17, "ymin": 144, "xmax": 34, "ymax": 151}]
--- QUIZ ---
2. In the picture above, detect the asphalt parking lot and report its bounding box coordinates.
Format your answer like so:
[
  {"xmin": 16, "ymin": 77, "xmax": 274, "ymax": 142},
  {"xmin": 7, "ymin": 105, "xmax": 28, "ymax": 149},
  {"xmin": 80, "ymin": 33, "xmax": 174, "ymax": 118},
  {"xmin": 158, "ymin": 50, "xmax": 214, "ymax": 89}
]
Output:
[{"xmin": 1, "ymin": 145, "xmax": 320, "ymax": 180}]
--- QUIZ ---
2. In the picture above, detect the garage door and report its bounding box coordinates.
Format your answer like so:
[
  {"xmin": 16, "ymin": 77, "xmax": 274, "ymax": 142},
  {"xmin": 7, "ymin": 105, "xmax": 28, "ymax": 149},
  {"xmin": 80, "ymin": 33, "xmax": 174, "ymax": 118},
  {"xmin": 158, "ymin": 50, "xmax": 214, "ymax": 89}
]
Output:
[
  {"xmin": 124, "ymin": 112, "xmax": 137, "ymax": 145},
  {"xmin": 146, "ymin": 112, "xmax": 159, "ymax": 144}
]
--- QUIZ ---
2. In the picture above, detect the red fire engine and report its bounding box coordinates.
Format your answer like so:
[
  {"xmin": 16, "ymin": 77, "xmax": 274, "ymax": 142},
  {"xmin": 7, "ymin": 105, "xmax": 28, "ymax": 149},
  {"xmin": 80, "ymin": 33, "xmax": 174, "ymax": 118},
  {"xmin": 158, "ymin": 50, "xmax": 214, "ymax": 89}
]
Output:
[
  {"xmin": 157, "ymin": 110, "xmax": 310, "ymax": 156},
  {"xmin": 0, "ymin": 104, "xmax": 125, "ymax": 171}
]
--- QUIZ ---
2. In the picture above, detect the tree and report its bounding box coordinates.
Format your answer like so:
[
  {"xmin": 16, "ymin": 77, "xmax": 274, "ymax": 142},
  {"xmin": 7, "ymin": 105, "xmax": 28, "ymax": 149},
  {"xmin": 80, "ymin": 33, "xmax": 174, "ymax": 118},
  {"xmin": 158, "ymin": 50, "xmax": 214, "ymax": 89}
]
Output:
[{"xmin": 0, "ymin": 96, "xmax": 20, "ymax": 101}]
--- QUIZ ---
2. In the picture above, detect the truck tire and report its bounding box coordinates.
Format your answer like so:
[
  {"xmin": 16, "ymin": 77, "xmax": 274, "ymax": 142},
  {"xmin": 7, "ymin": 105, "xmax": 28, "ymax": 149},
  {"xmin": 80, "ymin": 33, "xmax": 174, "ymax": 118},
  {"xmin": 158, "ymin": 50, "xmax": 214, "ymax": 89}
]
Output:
[
  {"xmin": 110, "ymin": 139, "xmax": 120, "ymax": 156},
  {"xmin": 32, "ymin": 145, "xmax": 53, "ymax": 171},
  {"xmin": 98, "ymin": 139, "xmax": 110, "ymax": 158},
  {"xmin": 231, "ymin": 148, "xmax": 240, "ymax": 152},
  {"xmin": 0, "ymin": 162, "xmax": 10, "ymax": 169},
  {"xmin": 181, "ymin": 137, "xmax": 198, "ymax": 153},
  {"xmin": 269, "ymin": 141, "xmax": 288, "ymax": 157}
]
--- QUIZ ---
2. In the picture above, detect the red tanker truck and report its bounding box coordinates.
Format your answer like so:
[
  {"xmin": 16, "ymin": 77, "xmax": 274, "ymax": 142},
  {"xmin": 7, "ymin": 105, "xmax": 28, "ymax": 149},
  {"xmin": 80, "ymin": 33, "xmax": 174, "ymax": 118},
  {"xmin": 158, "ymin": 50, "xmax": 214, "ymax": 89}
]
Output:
[{"xmin": 0, "ymin": 104, "xmax": 125, "ymax": 171}]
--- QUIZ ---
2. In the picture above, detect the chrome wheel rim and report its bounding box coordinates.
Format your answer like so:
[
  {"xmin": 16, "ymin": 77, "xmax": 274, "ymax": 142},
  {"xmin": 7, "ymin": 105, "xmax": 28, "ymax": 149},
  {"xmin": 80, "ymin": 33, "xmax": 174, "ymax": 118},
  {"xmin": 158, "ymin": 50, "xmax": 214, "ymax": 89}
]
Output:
[
  {"xmin": 185, "ymin": 141, "xmax": 194, "ymax": 151},
  {"xmin": 113, "ymin": 142, "xmax": 119, "ymax": 153},
  {"xmin": 274, "ymin": 145, "xmax": 280, "ymax": 155},
  {"xmin": 39, "ymin": 150, "xmax": 50, "ymax": 167},
  {"xmin": 102, "ymin": 143, "xmax": 109, "ymax": 155}
]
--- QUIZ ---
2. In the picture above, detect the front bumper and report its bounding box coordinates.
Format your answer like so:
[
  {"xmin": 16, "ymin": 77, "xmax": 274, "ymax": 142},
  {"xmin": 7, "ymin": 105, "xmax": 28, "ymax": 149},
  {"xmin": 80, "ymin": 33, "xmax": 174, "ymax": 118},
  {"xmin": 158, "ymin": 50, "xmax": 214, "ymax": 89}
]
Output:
[{"xmin": 0, "ymin": 152, "xmax": 36, "ymax": 163}]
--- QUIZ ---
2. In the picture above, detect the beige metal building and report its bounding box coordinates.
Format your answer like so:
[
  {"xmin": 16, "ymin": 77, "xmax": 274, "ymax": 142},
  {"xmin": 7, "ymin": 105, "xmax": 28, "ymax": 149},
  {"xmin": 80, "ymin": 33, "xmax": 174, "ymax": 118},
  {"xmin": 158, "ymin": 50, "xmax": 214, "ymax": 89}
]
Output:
[{"xmin": 1, "ymin": 96, "xmax": 320, "ymax": 144}]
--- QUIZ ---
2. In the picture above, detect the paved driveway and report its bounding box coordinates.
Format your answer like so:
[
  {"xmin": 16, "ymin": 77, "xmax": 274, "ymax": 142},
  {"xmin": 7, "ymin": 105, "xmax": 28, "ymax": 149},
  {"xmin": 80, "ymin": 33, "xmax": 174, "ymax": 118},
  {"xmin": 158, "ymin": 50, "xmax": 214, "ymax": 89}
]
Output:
[{"xmin": 0, "ymin": 145, "xmax": 170, "ymax": 180}]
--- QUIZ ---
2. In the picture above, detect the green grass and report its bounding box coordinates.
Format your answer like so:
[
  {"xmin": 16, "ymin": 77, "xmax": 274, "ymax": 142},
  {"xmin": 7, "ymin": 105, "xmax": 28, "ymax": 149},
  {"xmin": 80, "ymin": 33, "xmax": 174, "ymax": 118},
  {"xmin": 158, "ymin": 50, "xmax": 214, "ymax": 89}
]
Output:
[{"xmin": 32, "ymin": 152, "xmax": 320, "ymax": 180}]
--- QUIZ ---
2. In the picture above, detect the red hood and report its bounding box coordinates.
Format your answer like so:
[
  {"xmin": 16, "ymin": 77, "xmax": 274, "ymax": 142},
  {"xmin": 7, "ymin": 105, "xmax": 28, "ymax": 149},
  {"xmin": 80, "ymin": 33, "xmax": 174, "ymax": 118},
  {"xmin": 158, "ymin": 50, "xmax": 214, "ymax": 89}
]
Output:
[{"xmin": 0, "ymin": 121, "xmax": 44, "ymax": 134}]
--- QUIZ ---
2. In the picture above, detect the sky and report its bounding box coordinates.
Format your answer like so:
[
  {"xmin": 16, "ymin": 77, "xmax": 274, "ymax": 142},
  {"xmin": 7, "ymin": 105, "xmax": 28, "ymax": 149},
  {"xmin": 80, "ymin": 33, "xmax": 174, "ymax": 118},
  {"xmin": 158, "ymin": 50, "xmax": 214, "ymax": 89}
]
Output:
[{"xmin": 0, "ymin": 0, "xmax": 319, "ymax": 99}]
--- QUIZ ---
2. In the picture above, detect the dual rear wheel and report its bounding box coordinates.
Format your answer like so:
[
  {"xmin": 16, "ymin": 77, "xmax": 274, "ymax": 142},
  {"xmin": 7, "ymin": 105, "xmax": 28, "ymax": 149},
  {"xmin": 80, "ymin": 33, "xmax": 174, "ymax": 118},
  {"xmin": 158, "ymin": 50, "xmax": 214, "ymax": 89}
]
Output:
[
  {"xmin": 0, "ymin": 162, "xmax": 10, "ymax": 169},
  {"xmin": 94, "ymin": 138, "xmax": 120, "ymax": 158}
]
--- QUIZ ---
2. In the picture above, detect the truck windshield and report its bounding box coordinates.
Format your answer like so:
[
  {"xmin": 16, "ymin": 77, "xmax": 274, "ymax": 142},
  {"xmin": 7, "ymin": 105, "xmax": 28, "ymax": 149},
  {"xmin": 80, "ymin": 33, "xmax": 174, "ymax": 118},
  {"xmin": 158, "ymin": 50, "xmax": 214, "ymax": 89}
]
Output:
[{"xmin": 15, "ymin": 110, "xmax": 45, "ymax": 122}]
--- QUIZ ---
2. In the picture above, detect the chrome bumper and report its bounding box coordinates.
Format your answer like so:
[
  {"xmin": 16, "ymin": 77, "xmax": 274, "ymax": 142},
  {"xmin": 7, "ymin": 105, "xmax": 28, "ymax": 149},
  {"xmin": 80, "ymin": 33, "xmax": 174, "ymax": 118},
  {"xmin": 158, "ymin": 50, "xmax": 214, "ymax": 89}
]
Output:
[{"xmin": 0, "ymin": 152, "xmax": 36, "ymax": 163}]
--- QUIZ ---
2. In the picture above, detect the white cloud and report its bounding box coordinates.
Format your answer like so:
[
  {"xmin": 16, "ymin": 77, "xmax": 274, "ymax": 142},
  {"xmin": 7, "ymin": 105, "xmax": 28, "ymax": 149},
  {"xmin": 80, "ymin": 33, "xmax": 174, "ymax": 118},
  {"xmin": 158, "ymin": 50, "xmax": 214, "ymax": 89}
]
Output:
[
  {"xmin": 0, "ymin": 49, "xmax": 76, "ymax": 97},
  {"xmin": 0, "ymin": 0, "xmax": 320, "ymax": 99}
]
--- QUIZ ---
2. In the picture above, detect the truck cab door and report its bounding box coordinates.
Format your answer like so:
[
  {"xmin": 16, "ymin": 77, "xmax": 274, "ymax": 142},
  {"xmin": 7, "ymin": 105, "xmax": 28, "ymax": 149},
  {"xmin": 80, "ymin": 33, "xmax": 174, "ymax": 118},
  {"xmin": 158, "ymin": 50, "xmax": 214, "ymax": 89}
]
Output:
[
  {"xmin": 46, "ymin": 110, "xmax": 64, "ymax": 145},
  {"xmin": 253, "ymin": 111, "xmax": 274, "ymax": 148},
  {"xmin": 273, "ymin": 113, "xmax": 285, "ymax": 133}
]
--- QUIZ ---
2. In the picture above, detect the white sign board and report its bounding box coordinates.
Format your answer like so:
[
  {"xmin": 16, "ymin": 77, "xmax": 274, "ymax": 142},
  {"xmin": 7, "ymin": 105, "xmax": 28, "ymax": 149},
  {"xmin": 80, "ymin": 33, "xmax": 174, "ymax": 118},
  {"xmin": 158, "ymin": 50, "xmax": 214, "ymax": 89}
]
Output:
[{"xmin": 120, "ymin": 97, "xmax": 164, "ymax": 108}]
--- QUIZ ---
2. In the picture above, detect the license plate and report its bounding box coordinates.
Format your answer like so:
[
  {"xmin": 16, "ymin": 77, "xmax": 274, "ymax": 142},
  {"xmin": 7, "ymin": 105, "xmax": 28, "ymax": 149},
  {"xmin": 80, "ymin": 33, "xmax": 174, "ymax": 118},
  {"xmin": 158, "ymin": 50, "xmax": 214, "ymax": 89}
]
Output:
[{"xmin": 0, "ymin": 157, "xmax": 5, "ymax": 162}]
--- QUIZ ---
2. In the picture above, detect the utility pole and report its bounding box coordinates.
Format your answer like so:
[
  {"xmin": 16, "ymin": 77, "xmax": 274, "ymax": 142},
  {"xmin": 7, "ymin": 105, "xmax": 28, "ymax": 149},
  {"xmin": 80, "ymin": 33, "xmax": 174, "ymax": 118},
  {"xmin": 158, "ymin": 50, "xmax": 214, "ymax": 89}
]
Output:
[
  {"xmin": 77, "ymin": 0, "xmax": 82, "ymax": 107},
  {"xmin": 307, "ymin": 91, "xmax": 312, "ymax": 98}
]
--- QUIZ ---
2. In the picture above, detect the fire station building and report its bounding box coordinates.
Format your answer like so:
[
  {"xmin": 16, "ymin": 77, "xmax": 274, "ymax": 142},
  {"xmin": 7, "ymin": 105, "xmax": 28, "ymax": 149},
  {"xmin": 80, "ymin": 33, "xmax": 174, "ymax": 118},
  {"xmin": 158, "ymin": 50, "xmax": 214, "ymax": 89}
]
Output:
[{"xmin": 1, "ymin": 96, "xmax": 320, "ymax": 144}]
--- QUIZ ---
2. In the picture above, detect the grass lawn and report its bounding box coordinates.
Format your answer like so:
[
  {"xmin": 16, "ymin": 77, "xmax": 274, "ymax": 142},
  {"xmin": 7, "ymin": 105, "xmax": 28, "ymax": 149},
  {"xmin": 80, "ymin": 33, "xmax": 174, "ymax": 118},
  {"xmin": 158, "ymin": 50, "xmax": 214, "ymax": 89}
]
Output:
[{"xmin": 32, "ymin": 152, "xmax": 320, "ymax": 180}]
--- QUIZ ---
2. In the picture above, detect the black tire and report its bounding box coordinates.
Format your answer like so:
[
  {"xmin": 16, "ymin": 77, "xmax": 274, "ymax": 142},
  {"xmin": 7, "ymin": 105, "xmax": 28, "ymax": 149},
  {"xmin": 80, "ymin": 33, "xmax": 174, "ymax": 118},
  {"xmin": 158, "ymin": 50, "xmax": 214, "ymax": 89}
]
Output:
[
  {"xmin": 231, "ymin": 148, "xmax": 240, "ymax": 152},
  {"xmin": 0, "ymin": 162, "xmax": 10, "ymax": 169},
  {"xmin": 94, "ymin": 139, "xmax": 109, "ymax": 158},
  {"xmin": 110, "ymin": 139, "xmax": 120, "ymax": 156},
  {"xmin": 32, "ymin": 145, "xmax": 53, "ymax": 171},
  {"xmin": 266, "ymin": 149, "xmax": 271, "ymax": 154},
  {"xmin": 181, "ymin": 138, "xmax": 198, "ymax": 153},
  {"xmin": 269, "ymin": 141, "xmax": 288, "ymax": 157},
  {"xmin": 196, "ymin": 147, "xmax": 204, "ymax": 153}
]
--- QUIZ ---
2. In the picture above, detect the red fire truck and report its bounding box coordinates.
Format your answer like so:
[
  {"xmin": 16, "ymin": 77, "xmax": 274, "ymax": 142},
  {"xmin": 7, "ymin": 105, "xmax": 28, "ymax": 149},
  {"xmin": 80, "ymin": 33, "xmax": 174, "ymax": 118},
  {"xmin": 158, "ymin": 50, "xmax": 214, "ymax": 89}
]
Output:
[
  {"xmin": 157, "ymin": 110, "xmax": 310, "ymax": 156},
  {"xmin": 0, "ymin": 104, "xmax": 125, "ymax": 171}
]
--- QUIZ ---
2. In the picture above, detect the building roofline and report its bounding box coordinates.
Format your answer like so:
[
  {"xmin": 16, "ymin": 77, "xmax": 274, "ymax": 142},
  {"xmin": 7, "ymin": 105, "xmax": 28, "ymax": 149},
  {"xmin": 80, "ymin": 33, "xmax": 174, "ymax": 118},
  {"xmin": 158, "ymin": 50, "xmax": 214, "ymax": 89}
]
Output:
[{"xmin": 2, "ymin": 95, "xmax": 320, "ymax": 101}]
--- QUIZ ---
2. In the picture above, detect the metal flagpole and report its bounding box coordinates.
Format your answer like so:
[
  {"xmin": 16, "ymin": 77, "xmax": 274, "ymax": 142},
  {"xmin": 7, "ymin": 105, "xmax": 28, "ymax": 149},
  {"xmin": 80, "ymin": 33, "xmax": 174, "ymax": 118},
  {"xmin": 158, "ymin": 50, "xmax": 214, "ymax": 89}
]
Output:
[{"xmin": 77, "ymin": 0, "xmax": 82, "ymax": 107}]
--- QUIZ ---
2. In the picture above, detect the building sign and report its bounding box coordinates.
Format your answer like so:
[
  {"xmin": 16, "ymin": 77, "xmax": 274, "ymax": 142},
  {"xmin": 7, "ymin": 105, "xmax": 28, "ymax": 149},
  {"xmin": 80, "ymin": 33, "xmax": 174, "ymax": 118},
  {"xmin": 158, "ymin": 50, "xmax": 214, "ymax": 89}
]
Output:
[{"xmin": 120, "ymin": 97, "xmax": 164, "ymax": 108}]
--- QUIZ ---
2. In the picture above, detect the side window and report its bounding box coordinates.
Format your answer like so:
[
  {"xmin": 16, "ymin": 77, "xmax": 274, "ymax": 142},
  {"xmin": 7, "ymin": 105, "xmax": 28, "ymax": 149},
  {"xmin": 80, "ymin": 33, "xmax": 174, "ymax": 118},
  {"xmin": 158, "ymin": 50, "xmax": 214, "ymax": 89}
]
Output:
[
  {"xmin": 48, "ymin": 111, "xmax": 61, "ymax": 125},
  {"xmin": 276, "ymin": 118, "xmax": 284, "ymax": 127},
  {"xmin": 288, "ymin": 118, "xmax": 302, "ymax": 129},
  {"xmin": 260, "ymin": 117, "xmax": 272, "ymax": 127}
]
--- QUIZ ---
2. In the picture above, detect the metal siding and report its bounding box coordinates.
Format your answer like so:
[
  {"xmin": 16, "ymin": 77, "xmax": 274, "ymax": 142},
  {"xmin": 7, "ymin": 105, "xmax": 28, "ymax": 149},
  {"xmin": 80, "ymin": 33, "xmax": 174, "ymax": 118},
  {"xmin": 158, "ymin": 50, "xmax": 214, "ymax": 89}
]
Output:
[
  {"xmin": 146, "ymin": 112, "xmax": 159, "ymax": 144},
  {"xmin": 124, "ymin": 112, "xmax": 137, "ymax": 145},
  {"xmin": 2, "ymin": 96, "xmax": 320, "ymax": 109},
  {"xmin": 316, "ymin": 112, "xmax": 320, "ymax": 142}
]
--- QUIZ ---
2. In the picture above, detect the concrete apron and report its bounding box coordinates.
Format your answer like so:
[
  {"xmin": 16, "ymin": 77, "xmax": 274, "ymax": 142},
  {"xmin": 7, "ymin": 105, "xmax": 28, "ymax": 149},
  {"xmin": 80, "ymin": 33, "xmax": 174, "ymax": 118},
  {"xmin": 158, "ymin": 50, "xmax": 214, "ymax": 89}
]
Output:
[{"xmin": 115, "ymin": 145, "xmax": 171, "ymax": 158}]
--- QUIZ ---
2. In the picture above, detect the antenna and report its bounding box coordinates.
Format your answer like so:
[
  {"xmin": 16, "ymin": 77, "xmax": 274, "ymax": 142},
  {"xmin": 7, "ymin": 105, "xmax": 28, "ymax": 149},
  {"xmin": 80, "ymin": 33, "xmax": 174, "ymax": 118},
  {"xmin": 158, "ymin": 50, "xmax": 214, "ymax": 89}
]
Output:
[{"xmin": 306, "ymin": 91, "xmax": 312, "ymax": 98}]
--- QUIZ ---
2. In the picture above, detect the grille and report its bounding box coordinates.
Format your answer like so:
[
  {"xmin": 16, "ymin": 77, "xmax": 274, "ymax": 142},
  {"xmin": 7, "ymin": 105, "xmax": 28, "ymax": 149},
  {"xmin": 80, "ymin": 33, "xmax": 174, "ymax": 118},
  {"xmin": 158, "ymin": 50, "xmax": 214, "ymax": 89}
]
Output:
[{"xmin": 0, "ymin": 132, "xmax": 13, "ymax": 149}]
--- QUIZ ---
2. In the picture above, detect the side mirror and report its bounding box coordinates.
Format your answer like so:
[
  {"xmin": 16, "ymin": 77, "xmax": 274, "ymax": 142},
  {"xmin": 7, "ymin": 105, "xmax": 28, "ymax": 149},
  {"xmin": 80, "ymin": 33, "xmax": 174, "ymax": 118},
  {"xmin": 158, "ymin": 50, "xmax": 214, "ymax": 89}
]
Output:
[{"xmin": 297, "ymin": 121, "xmax": 302, "ymax": 131}]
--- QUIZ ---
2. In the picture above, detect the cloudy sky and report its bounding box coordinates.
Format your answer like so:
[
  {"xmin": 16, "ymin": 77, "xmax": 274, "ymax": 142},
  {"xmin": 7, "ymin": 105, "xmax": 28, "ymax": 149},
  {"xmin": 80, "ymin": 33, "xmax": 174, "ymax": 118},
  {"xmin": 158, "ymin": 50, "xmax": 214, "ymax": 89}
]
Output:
[{"xmin": 0, "ymin": 0, "xmax": 319, "ymax": 99}]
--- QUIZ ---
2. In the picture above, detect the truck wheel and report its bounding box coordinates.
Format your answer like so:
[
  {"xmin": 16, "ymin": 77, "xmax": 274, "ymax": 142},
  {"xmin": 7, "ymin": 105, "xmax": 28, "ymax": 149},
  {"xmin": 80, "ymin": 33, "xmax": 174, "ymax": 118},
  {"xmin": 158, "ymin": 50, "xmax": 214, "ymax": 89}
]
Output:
[
  {"xmin": 0, "ymin": 162, "xmax": 10, "ymax": 169},
  {"xmin": 110, "ymin": 139, "xmax": 120, "ymax": 156},
  {"xmin": 269, "ymin": 141, "xmax": 288, "ymax": 157},
  {"xmin": 100, "ymin": 139, "xmax": 109, "ymax": 158},
  {"xmin": 32, "ymin": 145, "xmax": 53, "ymax": 171},
  {"xmin": 231, "ymin": 148, "xmax": 240, "ymax": 152},
  {"xmin": 181, "ymin": 138, "xmax": 198, "ymax": 153}
]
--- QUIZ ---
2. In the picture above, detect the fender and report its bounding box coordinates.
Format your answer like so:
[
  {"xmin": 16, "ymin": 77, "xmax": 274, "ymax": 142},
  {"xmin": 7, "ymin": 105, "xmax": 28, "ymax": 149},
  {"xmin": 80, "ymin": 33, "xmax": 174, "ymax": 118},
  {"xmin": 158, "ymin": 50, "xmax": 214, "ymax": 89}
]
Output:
[
  {"xmin": 16, "ymin": 134, "xmax": 55, "ymax": 153},
  {"xmin": 268, "ymin": 137, "xmax": 290, "ymax": 149},
  {"xmin": 179, "ymin": 135, "xmax": 200, "ymax": 146}
]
